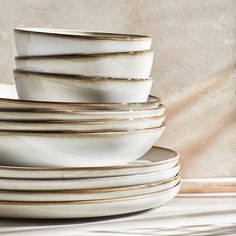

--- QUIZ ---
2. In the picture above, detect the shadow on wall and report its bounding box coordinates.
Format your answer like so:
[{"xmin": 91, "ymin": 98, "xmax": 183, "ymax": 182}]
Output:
[{"xmin": 165, "ymin": 64, "xmax": 236, "ymax": 173}]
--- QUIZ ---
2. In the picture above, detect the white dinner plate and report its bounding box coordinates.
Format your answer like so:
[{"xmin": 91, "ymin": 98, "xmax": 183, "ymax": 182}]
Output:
[
  {"xmin": 0, "ymin": 147, "xmax": 179, "ymax": 179},
  {"xmin": 0, "ymin": 183, "xmax": 180, "ymax": 218},
  {"xmin": 0, "ymin": 176, "xmax": 180, "ymax": 201},
  {"xmin": 0, "ymin": 164, "xmax": 180, "ymax": 190}
]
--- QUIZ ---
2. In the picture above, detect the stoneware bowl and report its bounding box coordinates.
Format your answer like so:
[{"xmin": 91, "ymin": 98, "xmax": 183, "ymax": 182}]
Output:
[
  {"xmin": 14, "ymin": 28, "xmax": 152, "ymax": 56},
  {"xmin": 0, "ymin": 124, "xmax": 166, "ymax": 167},
  {"xmin": 0, "ymin": 115, "xmax": 165, "ymax": 131},
  {"xmin": 0, "ymin": 104, "xmax": 166, "ymax": 121},
  {"xmin": 14, "ymin": 70, "xmax": 152, "ymax": 103},
  {"xmin": 15, "ymin": 50, "xmax": 153, "ymax": 78},
  {"xmin": 0, "ymin": 84, "xmax": 161, "ymax": 111}
]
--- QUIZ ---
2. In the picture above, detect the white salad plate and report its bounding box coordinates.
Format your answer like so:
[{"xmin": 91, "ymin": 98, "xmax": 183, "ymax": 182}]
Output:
[
  {"xmin": 15, "ymin": 50, "xmax": 153, "ymax": 79},
  {"xmin": 0, "ymin": 164, "xmax": 179, "ymax": 190},
  {"xmin": 0, "ymin": 105, "xmax": 165, "ymax": 121},
  {"xmin": 0, "ymin": 125, "xmax": 165, "ymax": 167},
  {"xmin": 0, "ymin": 176, "xmax": 180, "ymax": 201},
  {"xmin": 0, "ymin": 183, "xmax": 180, "ymax": 219},
  {"xmin": 15, "ymin": 28, "xmax": 152, "ymax": 56},
  {"xmin": 0, "ymin": 147, "xmax": 179, "ymax": 179},
  {"xmin": 14, "ymin": 70, "xmax": 152, "ymax": 103},
  {"xmin": 0, "ymin": 115, "xmax": 165, "ymax": 131}
]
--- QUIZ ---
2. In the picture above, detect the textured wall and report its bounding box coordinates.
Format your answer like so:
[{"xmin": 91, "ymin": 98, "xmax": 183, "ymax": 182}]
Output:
[{"xmin": 0, "ymin": 0, "xmax": 235, "ymax": 178}]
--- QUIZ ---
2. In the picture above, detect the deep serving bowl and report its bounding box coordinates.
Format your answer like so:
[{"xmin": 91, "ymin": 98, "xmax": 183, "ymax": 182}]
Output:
[
  {"xmin": 0, "ymin": 124, "xmax": 166, "ymax": 167},
  {"xmin": 15, "ymin": 50, "xmax": 153, "ymax": 78},
  {"xmin": 14, "ymin": 70, "xmax": 152, "ymax": 103},
  {"xmin": 14, "ymin": 28, "xmax": 152, "ymax": 56},
  {"xmin": 0, "ymin": 115, "xmax": 165, "ymax": 131},
  {"xmin": 0, "ymin": 84, "xmax": 161, "ymax": 110},
  {"xmin": 0, "ymin": 104, "xmax": 166, "ymax": 121}
]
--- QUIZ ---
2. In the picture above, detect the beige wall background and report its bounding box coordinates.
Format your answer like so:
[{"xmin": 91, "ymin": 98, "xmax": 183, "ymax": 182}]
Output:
[{"xmin": 0, "ymin": 0, "xmax": 235, "ymax": 178}]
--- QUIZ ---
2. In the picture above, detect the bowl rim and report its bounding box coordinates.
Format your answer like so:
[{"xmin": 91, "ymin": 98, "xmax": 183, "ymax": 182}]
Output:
[
  {"xmin": 0, "ymin": 146, "xmax": 179, "ymax": 171},
  {"xmin": 0, "ymin": 104, "xmax": 165, "ymax": 115},
  {"xmin": 0, "ymin": 182, "xmax": 180, "ymax": 205},
  {"xmin": 14, "ymin": 27, "xmax": 152, "ymax": 41},
  {"xmin": 0, "ymin": 94, "xmax": 160, "ymax": 108},
  {"xmin": 0, "ymin": 123, "xmax": 166, "ymax": 136},
  {"xmin": 14, "ymin": 69, "xmax": 153, "ymax": 82},
  {"xmin": 0, "ymin": 176, "xmax": 180, "ymax": 195},
  {"xmin": 0, "ymin": 114, "xmax": 165, "ymax": 125},
  {"xmin": 15, "ymin": 49, "xmax": 153, "ymax": 60}
]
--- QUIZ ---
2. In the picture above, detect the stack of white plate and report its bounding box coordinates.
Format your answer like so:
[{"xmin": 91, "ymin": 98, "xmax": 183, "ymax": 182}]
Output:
[{"xmin": 0, "ymin": 28, "xmax": 180, "ymax": 219}]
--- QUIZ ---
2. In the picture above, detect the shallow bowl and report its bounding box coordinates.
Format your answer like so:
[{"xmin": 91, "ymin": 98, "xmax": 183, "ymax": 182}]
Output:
[
  {"xmin": 14, "ymin": 70, "xmax": 152, "ymax": 103},
  {"xmin": 14, "ymin": 28, "xmax": 152, "ymax": 56},
  {"xmin": 0, "ymin": 84, "xmax": 161, "ymax": 111}
]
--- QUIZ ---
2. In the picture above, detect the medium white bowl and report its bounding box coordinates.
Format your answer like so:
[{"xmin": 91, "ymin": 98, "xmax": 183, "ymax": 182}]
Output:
[
  {"xmin": 0, "ymin": 125, "xmax": 165, "ymax": 167},
  {"xmin": 14, "ymin": 28, "xmax": 152, "ymax": 56},
  {"xmin": 0, "ymin": 115, "xmax": 165, "ymax": 131},
  {"xmin": 15, "ymin": 50, "xmax": 153, "ymax": 78},
  {"xmin": 0, "ymin": 104, "xmax": 166, "ymax": 121},
  {"xmin": 14, "ymin": 70, "xmax": 152, "ymax": 103}
]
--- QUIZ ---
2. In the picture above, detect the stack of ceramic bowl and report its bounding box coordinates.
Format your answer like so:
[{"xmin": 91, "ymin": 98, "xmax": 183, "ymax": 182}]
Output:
[{"xmin": 0, "ymin": 28, "xmax": 180, "ymax": 219}]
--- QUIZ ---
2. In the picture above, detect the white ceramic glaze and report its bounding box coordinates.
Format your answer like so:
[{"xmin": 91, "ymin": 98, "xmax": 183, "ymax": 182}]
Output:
[
  {"xmin": 14, "ymin": 70, "xmax": 152, "ymax": 102},
  {"xmin": 0, "ymin": 147, "xmax": 179, "ymax": 179},
  {"xmin": 0, "ymin": 184, "xmax": 180, "ymax": 218},
  {"xmin": 0, "ymin": 85, "xmax": 161, "ymax": 111},
  {"xmin": 0, "ymin": 164, "xmax": 179, "ymax": 190},
  {"xmin": 15, "ymin": 50, "xmax": 153, "ymax": 78},
  {"xmin": 0, "ymin": 177, "xmax": 180, "ymax": 201},
  {"xmin": 0, "ymin": 115, "xmax": 165, "ymax": 131},
  {"xmin": 0, "ymin": 125, "xmax": 165, "ymax": 167},
  {"xmin": 0, "ymin": 105, "xmax": 166, "ymax": 121},
  {"xmin": 14, "ymin": 28, "xmax": 152, "ymax": 56}
]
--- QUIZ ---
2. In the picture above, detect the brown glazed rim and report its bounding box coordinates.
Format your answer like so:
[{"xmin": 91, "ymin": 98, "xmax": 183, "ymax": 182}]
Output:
[
  {"xmin": 0, "ymin": 176, "xmax": 180, "ymax": 194},
  {"xmin": 14, "ymin": 28, "xmax": 151, "ymax": 40},
  {"xmin": 15, "ymin": 49, "xmax": 153, "ymax": 60},
  {"xmin": 0, "ymin": 104, "xmax": 165, "ymax": 115},
  {"xmin": 0, "ymin": 114, "xmax": 165, "ymax": 125},
  {"xmin": 0, "ymin": 123, "xmax": 166, "ymax": 136},
  {"xmin": 0, "ymin": 183, "xmax": 180, "ymax": 205},
  {"xmin": 0, "ymin": 94, "xmax": 161, "ymax": 108},
  {"xmin": 14, "ymin": 69, "xmax": 153, "ymax": 82},
  {"xmin": 0, "ymin": 146, "xmax": 179, "ymax": 171}
]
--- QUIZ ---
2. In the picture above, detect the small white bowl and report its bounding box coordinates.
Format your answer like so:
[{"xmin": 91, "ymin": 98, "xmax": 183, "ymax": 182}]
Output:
[
  {"xmin": 0, "ymin": 124, "xmax": 165, "ymax": 167},
  {"xmin": 0, "ymin": 115, "xmax": 165, "ymax": 131},
  {"xmin": 14, "ymin": 28, "xmax": 152, "ymax": 56},
  {"xmin": 15, "ymin": 50, "xmax": 153, "ymax": 79},
  {"xmin": 14, "ymin": 70, "xmax": 152, "ymax": 103}
]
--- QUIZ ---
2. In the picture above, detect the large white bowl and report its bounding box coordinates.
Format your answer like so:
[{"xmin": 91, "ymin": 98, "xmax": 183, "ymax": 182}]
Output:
[
  {"xmin": 0, "ymin": 104, "xmax": 166, "ymax": 121},
  {"xmin": 0, "ymin": 115, "xmax": 165, "ymax": 131},
  {"xmin": 14, "ymin": 70, "xmax": 152, "ymax": 103},
  {"xmin": 0, "ymin": 125, "xmax": 165, "ymax": 167},
  {"xmin": 14, "ymin": 28, "xmax": 152, "ymax": 56},
  {"xmin": 15, "ymin": 50, "xmax": 153, "ymax": 78}
]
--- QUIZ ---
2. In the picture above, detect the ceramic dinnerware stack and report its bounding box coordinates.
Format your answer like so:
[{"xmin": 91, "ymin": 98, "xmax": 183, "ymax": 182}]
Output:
[{"xmin": 0, "ymin": 28, "xmax": 180, "ymax": 219}]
